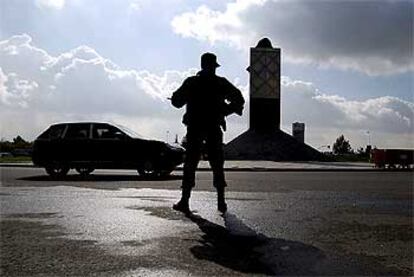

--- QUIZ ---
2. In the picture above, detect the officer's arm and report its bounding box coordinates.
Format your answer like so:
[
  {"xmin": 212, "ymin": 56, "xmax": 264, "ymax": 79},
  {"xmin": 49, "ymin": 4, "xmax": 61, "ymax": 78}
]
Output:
[
  {"xmin": 222, "ymin": 79, "xmax": 245, "ymax": 116},
  {"xmin": 171, "ymin": 79, "xmax": 190, "ymax": 108}
]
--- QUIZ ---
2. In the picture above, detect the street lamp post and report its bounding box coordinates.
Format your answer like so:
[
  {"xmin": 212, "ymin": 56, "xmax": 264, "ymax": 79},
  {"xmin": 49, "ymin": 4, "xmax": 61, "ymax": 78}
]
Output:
[{"xmin": 366, "ymin": 131, "xmax": 371, "ymax": 146}]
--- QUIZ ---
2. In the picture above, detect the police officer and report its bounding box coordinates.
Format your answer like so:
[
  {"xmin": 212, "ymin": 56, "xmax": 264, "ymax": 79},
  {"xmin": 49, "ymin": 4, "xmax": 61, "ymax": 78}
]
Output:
[{"xmin": 171, "ymin": 53, "xmax": 245, "ymax": 213}]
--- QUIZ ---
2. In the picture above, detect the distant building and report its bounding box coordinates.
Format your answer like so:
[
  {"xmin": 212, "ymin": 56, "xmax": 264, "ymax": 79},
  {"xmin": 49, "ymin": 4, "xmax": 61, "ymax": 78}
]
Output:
[
  {"xmin": 292, "ymin": 122, "xmax": 305, "ymax": 143},
  {"xmin": 225, "ymin": 38, "xmax": 326, "ymax": 161}
]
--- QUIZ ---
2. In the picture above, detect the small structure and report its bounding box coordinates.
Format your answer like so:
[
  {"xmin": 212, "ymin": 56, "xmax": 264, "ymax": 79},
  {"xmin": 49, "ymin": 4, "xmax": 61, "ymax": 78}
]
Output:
[
  {"xmin": 225, "ymin": 38, "xmax": 326, "ymax": 161},
  {"xmin": 292, "ymin": 122, "xmax": 305, "ymax": 143}
]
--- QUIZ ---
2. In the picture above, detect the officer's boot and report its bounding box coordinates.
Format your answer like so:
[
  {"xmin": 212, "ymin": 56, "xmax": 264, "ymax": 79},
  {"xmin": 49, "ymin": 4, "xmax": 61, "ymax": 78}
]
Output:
[
  {"xmin": 217, "ymin": 187, "xmax": 227, "ymax": 213},
  {"xmin": 173, "ymin": 187, "xmax": 191, "ymax": 214}
]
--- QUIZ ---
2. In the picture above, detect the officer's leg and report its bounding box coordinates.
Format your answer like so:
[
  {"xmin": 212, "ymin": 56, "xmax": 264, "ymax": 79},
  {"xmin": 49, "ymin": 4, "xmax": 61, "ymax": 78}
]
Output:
[
  {"xmin": 206, "ymin": 128, "xmax": 227, "ymax": 213},
  {"xmin": 206, "ymin": 128, "xmax": 226, "ymax": 188},
  {"xmin": 183, "ymin": 130, "xmax": 203, "ymax": 190},
  {"xmin": 173, "ymin": 129, "xmax": 202, "ymax": 213}
]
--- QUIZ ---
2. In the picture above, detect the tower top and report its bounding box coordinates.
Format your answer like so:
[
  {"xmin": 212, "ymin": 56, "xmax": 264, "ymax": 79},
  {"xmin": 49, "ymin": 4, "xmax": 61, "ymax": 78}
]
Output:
[
  {"xmin": 255, "ymin": 37, "xmax": 273, "ymax": 49},
  {"xmin": 249, "ymin": 37, "xmax": 280, "ymax": 131}
]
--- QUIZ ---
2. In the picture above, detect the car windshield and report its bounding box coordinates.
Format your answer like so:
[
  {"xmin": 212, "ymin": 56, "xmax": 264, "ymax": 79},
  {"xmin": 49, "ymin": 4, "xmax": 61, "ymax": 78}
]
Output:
[{"xmin": 113, "ymin": 124, "xmax": 144, "ymax": 139}]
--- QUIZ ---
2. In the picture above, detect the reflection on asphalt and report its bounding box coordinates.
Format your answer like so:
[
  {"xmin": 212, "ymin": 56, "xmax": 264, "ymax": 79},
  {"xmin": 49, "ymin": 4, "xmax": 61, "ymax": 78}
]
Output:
[
  {"xmin": 187, "ymin": 212, "xmax": 325, "ymax": 275},
  {"xmin": 1, "ymin": 185, "xmax": 412, "ymax": 276},
  {"xmin": 19, "ymin": 174, "xmax": 182, "ymax": 182}
]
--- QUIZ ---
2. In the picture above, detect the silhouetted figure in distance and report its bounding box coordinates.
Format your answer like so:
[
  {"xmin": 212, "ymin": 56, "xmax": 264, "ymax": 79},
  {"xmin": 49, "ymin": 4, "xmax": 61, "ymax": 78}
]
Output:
[{"xmin": 171, "ymin": 53, "xmax": 245, "ymax": 213}]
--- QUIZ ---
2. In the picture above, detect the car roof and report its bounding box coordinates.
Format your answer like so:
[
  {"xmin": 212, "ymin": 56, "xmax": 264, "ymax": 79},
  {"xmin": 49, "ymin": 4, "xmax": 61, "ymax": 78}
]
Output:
[
  {"xmin": 47, "ymin": 122, "xmax": 148, "ymax": 140},
  {"xmin": 50, "ymin": 122, "xmax": 112, "ymax": 127}
]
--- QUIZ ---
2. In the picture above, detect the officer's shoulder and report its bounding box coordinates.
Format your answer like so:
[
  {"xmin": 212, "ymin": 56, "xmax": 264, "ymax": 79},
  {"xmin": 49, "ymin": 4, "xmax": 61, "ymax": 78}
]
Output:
[
  {"xmin": 187, "ymin": 75, "xmax": 198, "ymax": 80},
  {"xmin": 215, "ymin": 75, "xmax": 231, "ymax": 85},
  {"xmin": 184, "ymin": 75, "xmax": 199, "ymax": 84}
]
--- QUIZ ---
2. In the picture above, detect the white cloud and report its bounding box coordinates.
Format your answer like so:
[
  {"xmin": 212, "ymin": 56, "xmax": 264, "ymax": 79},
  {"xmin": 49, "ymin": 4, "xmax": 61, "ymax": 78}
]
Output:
[
  {"xmin": 35, "ymin": 0, "xmax": 65, "ymax": 9},
  {"xmin": 0, "ymin": 34, "xmax": 413, "ymax": 149},
  {"xmin": 0, "ymin": 34, "xmax": 193, "ymax": 141},
  {"xmin": 129, "ymin": 0, "xmax": 146, "ymax": 12},
  {"xmin": 0, "ymin": 72, "xmax": 38, "ymax": 108},
  {"xmin": 281, "ymin": 77, "xmax": 414, "ymax": 135},
  {"xmin": 172, "ymin": 0, "xmax": 265, "ymax": 48},
  {"xmin": 172, "ymin": 0, "xmax": 413, "ymax": 76}
]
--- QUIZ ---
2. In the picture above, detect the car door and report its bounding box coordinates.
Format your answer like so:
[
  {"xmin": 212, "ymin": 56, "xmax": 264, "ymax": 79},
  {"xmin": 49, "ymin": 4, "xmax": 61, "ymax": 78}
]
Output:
[
  {"xmin": 91, "ymin": 123, "xmax": 129, "ymax": 168},
  {"xmin": 34, "ymin": 124, "xmax": 67, "ymax": 164},
  {"xmin": 61, "ymin": 123, "xmax": 92, "ymax": 165}
]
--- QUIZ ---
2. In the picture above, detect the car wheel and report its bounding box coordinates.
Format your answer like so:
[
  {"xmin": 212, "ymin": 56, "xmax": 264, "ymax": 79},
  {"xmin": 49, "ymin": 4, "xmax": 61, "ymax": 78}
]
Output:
[
  {"xmin": 138, "ymin": 161, "xmax": 156, "ymax": 176},
  {"xmin": 75, "ymin": 167, "xmax": 94, "ymax": 176},
  {"xmin": 45, "ymin": 165, "xmax": 69, "ymax": 177}
]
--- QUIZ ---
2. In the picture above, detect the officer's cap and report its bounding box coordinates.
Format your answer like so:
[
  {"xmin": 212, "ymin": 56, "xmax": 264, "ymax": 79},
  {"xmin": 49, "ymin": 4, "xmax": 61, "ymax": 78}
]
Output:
[{"xmin": 201, "ymin": 52, "xmax": 220, "ymax": 69}]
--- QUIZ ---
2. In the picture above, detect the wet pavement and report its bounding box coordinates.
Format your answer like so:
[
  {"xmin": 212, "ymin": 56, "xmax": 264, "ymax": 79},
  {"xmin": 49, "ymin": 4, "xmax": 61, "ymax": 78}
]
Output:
[{"xmin": 1, "ymin": 167, "xmax": 413, "ymax": 276}]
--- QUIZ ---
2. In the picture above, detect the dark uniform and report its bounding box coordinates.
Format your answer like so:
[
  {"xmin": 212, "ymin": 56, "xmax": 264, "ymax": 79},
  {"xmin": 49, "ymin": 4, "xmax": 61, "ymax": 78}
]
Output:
[{"xmin": 171, "ymin": 53, "xmax": 244, "ymax": 213}]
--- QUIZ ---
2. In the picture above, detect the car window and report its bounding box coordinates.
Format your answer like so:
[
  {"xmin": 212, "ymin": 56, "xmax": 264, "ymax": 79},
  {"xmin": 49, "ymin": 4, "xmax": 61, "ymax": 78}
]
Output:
[
  {"xmin": 113, "ymin": 124, "xmax": 142, "ymax": 139},
  {"xmin": 38, "ymin": 125, "xmax": 66, "ymax": 139},
  {"xmin": 65, "ymin": 124, "xmax": 90, "ymax": 139},
  {"xmin": 92, "ymin": 125, "xmax": 124, "ymax": 139}
]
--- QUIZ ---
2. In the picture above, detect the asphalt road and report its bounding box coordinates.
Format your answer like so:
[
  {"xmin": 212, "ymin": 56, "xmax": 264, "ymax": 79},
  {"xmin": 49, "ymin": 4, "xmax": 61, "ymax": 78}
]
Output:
[{"xmin": 1, "ymin": 167, "xmax": 413, "ymax": 276}]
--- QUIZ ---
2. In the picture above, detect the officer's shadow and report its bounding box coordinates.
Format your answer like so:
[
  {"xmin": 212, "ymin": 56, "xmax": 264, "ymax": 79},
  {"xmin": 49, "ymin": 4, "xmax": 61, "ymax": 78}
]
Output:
[{"xmin": 186, "ymin": 212, "xmax": 325, "ymax": 276}]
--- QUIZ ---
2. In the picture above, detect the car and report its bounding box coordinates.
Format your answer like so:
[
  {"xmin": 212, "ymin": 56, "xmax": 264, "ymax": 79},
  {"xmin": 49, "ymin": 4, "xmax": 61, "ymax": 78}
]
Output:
[
  {"xmin": 32, "ymin": 122, "xmax": 185, "ymax": 177},
  {"xmin": 12, "ymin": 148, "xmax": 32, "ymax": 157},
  {"xmin": 0, "ymin": 152, "xmax": 13, "ymax": 158}
]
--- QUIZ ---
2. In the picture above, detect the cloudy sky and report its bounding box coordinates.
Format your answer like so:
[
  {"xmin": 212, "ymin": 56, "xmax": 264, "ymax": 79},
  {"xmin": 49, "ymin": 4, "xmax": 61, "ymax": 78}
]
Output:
[{"xmin": 1, "ymin": 0, "xmax": 413, "ymax": 149}]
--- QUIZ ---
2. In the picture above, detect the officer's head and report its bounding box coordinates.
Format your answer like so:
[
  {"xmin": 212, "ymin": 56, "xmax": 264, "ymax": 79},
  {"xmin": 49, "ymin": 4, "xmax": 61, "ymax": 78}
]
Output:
[{"xmin": 201, "ymin": 52, "xmax": 220, "ymax": 73}]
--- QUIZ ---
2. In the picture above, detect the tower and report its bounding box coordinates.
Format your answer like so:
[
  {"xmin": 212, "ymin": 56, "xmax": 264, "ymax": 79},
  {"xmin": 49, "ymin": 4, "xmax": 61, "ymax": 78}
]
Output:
[
  {"xmin": 292, "ymin": 122, "xmax": 305, "ymax": 143},
  {"xmin": 248, "ymin": 38, "xmax": 281, "ymax": 131},
  {"xmin": 224, "ymin": 38, "xmax": 326, "ymax": 161}
]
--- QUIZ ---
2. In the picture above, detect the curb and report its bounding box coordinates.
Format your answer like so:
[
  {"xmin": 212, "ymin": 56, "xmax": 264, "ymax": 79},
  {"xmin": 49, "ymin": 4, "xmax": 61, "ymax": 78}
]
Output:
[
  {"xmin": 1, "ymin": 163, "xmax": 412, "ymax": 172},
  {"xmin": 1, "ymin": 163, "xmax": 37, "ymax": 168},
  {"xmin": 175, "ymin": 166, "xmax": 379, "ymax": 172}
]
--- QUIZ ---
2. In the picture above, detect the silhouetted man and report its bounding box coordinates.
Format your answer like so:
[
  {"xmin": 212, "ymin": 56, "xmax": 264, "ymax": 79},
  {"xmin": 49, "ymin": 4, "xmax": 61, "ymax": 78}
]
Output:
[{"xmin": 171, "ymin": 53, "xmax": 245, "ymax": 213}]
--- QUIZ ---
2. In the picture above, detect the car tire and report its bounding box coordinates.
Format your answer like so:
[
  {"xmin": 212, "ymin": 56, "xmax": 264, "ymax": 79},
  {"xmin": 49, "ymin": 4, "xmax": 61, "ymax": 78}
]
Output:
[
  {"xmin": 75, "ymin": 167, "xmax": 94, "ymax": 176},
  {"xmin": 45, "ymin": 165, "xmax": 69, "ymax": 177}
]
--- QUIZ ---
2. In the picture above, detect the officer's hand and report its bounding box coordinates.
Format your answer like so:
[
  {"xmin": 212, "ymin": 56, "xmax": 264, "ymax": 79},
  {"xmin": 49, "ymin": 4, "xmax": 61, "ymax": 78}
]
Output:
[{"xmin": 234, "ymin": 107, "xmax": 243, "ymax": 116}]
